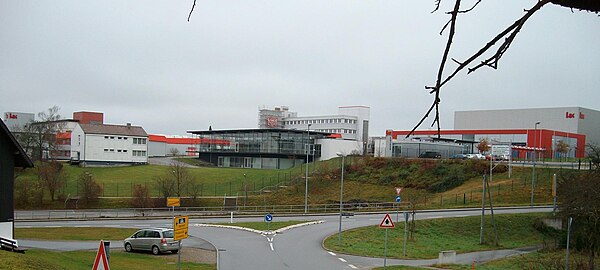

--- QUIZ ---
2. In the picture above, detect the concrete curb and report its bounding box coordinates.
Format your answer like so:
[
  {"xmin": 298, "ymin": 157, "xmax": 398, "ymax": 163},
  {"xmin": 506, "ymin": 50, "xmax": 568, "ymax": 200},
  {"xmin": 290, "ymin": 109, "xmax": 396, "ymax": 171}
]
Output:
[{"xmin": 193, "ymin": 220, "xmax": 326, "ymax": 235}]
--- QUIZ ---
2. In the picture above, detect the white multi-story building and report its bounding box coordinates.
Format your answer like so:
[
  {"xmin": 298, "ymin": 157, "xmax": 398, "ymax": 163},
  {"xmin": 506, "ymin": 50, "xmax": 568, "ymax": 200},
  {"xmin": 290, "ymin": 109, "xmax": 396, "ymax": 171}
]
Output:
[
  {"xmin": 258, "ymin": 105, "xmax": 370, "ymax": 154},
  {"xmin": 70, "ymin": 123, "xmax": 148, "ymax": 166}
]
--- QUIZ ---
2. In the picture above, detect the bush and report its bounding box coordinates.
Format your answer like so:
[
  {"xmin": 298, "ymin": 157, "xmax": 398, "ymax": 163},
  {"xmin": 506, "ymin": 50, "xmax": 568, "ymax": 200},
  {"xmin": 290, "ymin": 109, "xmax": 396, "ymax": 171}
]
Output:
[{"xmin": 131, "ymin": 184, "xmax": 152, "ymax": 208}]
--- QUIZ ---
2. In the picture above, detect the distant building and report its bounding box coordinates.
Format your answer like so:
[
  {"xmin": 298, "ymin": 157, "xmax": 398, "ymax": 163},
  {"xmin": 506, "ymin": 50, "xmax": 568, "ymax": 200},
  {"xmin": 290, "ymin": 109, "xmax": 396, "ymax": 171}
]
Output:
[
  {"xmin": 188, "ymin": 128, "xmax": 360, "ymax": 169},
  {"xmin": 384, "ymin": 107, "xmax": 599, "ymax": 159},
  {"xmin": 2, "ymin": 112, "xmax": 34, "ymax": 132},
  {"xmin": 0, "ymin": 119, "xmax": 33, "ymax": 240},
  {"xmin": 148, "ymin": 135, "xmax": 204, "ymax": 157},
  {"xmin": 71, "ymin": 122, "xmax": 148, "ymax": 166},
  {"xmin": 258, "ymin": 105, "xmax": 370, "ymax": 154}
]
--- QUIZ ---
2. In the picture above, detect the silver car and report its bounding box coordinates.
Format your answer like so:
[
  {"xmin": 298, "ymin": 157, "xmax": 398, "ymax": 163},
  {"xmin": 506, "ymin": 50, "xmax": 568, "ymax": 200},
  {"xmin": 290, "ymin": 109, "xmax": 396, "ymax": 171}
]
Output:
[{"xmin": 123, "ymin": 228, "xmax": 180, "ymax": 255}]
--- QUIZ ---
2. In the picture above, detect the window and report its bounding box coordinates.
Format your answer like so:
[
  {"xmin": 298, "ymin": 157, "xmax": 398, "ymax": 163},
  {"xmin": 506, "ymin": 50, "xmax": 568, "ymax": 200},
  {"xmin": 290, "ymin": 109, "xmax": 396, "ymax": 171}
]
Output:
[
  {"xmin": 110, "ymin": 136, "xmax": 115, "ymax": 139},
  {"xmin": 110, "ymin": 149, "xmax": 114, "ymax": 152},
  {"xmin": 124, "ymin": 137, "xmax": 128, "ymax": 140},
  {"xmin": 123, "ymin": 149, "xmax": 128, "ymax": 153},
  {"xmin": 118, "ymin": 137, "xmax": 122, "ymax": 139},
  {"xmin": 104, "ymin": 149, "xmax": 108, "ymax": 152},
  {"xmin": 117, "ymin": 149, "xmax": 122, "ymax": 152},
  {"xmin": 104, "ymin": 136, "xmax": 108, "ymax": 139}
]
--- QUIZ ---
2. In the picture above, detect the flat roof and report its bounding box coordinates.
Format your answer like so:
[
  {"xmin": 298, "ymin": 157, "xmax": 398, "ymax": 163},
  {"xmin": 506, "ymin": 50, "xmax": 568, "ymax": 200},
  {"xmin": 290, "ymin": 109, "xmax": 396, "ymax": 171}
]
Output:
[{"xmin": 188, "ymin": 128, "xmax": 332, "ymax": 136}]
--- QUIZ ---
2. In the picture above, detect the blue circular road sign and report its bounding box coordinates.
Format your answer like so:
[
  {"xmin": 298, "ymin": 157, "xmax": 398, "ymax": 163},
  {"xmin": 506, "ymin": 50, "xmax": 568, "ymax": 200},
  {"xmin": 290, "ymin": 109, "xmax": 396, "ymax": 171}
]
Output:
[
  {"xmin": 395, "ymin": 195, "xmax": 401, "ymax": 203},
  {"xmin": 265, "ymin": 214, "xmax": 273, "ymax": 222}
]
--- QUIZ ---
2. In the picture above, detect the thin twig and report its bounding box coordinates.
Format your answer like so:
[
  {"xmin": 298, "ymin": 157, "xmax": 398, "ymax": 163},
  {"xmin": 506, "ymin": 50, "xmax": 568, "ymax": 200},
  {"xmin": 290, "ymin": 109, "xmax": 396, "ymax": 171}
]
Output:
[{"xmin": 187, "ymin": 0, "xmax": 197, "ymax": 22}]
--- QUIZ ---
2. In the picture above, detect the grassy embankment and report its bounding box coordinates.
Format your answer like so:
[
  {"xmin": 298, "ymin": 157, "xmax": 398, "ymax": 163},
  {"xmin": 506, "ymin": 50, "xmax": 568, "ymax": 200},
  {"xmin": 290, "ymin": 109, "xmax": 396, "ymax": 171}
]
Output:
[
  {"xmin": 0, "ymin": 249, "xmax": 215, "ymax": 270},
  {"xmin": 324, "ymin": 213, "xmax": 559, "ymax": 259},
  {"xmin": 16, "ymin": 156, "xmax": 573, "ymax": 209}
]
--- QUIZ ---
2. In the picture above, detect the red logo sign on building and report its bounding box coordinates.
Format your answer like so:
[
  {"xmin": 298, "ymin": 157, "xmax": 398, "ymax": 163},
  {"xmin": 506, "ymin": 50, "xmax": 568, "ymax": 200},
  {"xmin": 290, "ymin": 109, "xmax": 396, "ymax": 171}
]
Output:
[{"xmin": 266, "ymin": 117, "xmax": 278, "ymax": 128}]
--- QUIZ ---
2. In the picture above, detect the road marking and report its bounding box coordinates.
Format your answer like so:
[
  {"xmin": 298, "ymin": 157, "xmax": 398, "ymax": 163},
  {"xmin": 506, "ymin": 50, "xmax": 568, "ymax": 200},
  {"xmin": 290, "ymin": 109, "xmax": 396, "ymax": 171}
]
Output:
[
  {"xmin": 338, "ymin": 258, "xmax": 347, "ymax": 263},
  {"xmin": 455, "ymin": 215, "xmax": 468, "ymax": 217},
  {"xmin": 45, "ymin": 226, "xmax": 60, "ymax": 228},
  {"xmin": 269, "ymin": 243, "xmax": 274, "ymax": 251},
  {"xmin": 77, "ymin": 225, "xmax": 91, "ymax": 227},
  {"xmin": 348, "ymin": 264, "xmax": 358, "ymax": 269},
  {"xmin": 328, "ymin": 252, "xmax": 336, "ymax": 256}
]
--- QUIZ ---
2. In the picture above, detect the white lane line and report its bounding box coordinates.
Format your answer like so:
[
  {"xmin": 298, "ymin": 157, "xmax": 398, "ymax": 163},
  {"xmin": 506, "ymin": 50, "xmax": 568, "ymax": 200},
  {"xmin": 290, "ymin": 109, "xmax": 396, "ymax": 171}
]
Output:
[
  {"xmin": 348, "ymin": 264, "xmax": 358, "ymax": 269},
  {"xmin": 328, "ymin": 251, "xmax": 337, "ymax": 256},
  {"xmin": 269, "ymin": 243, "xmax": 274, "ymax": 251},
  {"xmin": 338, "ymin": 258, "xmax": 347, "ymax": 263},
  {"xmin": 77, "ymin": 225, "xmax": 91, "ymax": 227},
  {"xmin": 45, "ymin": 226, "xmax": 60, "ymax": 228},
  {"xmin": 455, "ymin": 215, "xmax": 468, "ymax": 218}
]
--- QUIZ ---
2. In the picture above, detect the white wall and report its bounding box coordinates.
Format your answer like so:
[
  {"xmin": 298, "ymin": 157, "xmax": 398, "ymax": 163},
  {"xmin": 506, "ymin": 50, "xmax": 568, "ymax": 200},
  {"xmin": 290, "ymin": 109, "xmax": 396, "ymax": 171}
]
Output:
[
  {"xmin": 317, "ymin": 139, "xmax": 362, "ymax": 161},
  {"xmin": 70, "ymin": 124, "xmax": 148, "ymax": 163},
  {"xmin": 0, "ymin": 221, "xmax": 12, "ymax": 239}
]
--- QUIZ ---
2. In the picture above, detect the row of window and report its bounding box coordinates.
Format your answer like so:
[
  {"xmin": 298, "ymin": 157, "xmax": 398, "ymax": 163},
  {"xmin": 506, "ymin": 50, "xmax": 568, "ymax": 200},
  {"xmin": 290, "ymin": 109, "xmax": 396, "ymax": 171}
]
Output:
[
  {"xmin": 104, "ymin": 148, "xmax": 128, "ymax": 153},
  {"xmin": 103, "ymin": 135, "xmax": 147, "ymax": 144},
  {"xmin": 284, "ymin": 118, "xmax": 357, "ymax": 125},
  {"xmin": 315, "ymin": 129, "xmax": 356, "ymax": 134},
  {"xmin": 102, "ymin": 149, "xmax": 147, "ymax": 156}
]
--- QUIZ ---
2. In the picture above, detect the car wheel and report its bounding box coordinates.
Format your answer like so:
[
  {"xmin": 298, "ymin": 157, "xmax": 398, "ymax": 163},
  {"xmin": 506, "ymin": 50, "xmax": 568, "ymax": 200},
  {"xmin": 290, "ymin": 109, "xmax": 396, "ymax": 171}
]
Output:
[
  {"xmin": 152, "ymin": 245, "xmax": 160, "ymax": 255},
  {"xmin": 171, "ymin": 249, "xmax": 179, "ymax": 254},
  {"xmin": 125, "ymin": 243, "xmax": 132, "ymax": 252}
]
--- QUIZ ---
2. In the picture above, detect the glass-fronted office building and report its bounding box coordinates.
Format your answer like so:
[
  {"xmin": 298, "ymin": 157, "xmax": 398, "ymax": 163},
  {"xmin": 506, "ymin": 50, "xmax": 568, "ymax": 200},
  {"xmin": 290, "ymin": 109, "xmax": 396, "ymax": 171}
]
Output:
[{"xmin": 188, "ymin": 129, "xmax": 331, "ymax": 169}]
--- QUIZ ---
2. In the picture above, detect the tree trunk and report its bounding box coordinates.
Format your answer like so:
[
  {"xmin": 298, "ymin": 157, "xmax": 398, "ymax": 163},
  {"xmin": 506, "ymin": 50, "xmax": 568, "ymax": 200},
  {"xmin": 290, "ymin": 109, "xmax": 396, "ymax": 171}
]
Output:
[
  {"xmin": 552, "ymin": 0, "xmax": 600, "ymax": 12},
  {"xmin": 589, "ymin": 249, "xmax": 595, "ymax": 270}
]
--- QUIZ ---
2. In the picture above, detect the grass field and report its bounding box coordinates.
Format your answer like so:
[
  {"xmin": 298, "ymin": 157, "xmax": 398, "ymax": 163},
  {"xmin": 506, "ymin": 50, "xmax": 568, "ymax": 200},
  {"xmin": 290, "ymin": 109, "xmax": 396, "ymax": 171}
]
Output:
[
  {"xmin": 15, "ymin": 156, "xmax": 574, "ymax": 209},
  {"xmin": 324, "ymin": 213, "xmax": 558, "ymax": 260},
  {"xmin": 0, "ymin": 249, "xmax": 215, "ymax": 270},
  {"xmin": 373, "ymin": 250, "xmax": 595, "ymax": 270},
  {"xmin": 15, "ymin": 227, "xmax": 137, "ymax": 241}
]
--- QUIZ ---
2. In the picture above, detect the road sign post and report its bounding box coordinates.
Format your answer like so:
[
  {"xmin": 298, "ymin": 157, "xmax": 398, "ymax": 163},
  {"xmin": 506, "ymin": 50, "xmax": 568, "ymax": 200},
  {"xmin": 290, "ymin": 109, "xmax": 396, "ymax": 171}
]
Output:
[
  {"xmin": 92, "ymin": 240, "xmax": 110, "ymax": 270},
  {"xmin": 403, "ymin": 212, "xmax": 409, "ymax": 257},
  {"xmin": 265, "ymin": 213, "xmax": 273, "ymax": 231},
  {"xmin": 379, "ymin": 213, "xmax": 395, "ymax": 269},
  {"xmin": 174, "ymin": 215, "xmax": 189, "ymax": 270}
]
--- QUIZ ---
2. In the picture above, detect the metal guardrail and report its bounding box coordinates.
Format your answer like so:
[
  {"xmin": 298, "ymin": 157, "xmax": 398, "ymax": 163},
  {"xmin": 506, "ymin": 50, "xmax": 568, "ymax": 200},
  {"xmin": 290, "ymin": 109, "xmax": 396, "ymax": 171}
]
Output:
[{"xmin": 15, "ymin": 202, "xmax": 410, "ymax": 220}]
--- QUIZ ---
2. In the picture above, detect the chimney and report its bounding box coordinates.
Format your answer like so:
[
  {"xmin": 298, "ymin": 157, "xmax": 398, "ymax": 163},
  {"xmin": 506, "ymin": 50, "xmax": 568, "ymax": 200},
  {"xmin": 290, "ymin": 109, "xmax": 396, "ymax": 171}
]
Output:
[{"xmin": 126, "ymin": 123, "xmax": 131, "ymax": 128}]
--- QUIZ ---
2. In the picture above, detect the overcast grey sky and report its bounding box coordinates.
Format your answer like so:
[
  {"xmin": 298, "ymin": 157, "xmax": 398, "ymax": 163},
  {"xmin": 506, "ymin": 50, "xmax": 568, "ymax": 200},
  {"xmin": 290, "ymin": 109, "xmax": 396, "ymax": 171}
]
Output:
[{"xmin": 1, "ymin": 1, "xmax": 598, "ymax": 136}]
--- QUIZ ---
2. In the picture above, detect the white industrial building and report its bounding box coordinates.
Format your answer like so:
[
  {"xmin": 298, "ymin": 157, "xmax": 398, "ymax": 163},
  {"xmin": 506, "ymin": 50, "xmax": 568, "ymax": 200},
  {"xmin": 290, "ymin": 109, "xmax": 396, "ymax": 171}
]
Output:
[
  {"xmin": 258, "ymin": 105, "xmax": 370, "ymax": 154},
  {"xmin": 70, "ymin": 123, "xmax": 149, "ymax": 166}
]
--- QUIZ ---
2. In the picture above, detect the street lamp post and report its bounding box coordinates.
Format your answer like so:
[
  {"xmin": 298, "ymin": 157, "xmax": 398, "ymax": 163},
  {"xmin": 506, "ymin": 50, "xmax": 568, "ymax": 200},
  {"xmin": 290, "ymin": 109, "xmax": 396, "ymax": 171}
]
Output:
[
  {"xmin": 531, "ymin": 121, "xmax": 541, "ymax": 207},
  {"xmin": 304, "ymin": 124, "xmax": 312, "ymax": 214},
  {"xmin": 336, "ymin": 152, "xmax": 346, "ymax": 246}
]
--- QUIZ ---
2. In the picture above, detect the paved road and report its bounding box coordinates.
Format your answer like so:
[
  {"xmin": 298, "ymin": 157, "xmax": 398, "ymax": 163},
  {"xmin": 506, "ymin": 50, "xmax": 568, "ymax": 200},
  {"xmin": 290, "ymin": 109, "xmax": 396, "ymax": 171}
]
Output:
[{"xmin": 16, "ymin": 206, "xmax": 552, "ymax": 270}]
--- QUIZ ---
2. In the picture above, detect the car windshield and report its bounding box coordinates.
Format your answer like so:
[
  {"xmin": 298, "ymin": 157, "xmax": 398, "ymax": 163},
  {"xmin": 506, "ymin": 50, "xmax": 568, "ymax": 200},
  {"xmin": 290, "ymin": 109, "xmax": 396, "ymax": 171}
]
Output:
[{"xmin": 163, "ymin": 230, "xmax": 174, "ymax": 238}]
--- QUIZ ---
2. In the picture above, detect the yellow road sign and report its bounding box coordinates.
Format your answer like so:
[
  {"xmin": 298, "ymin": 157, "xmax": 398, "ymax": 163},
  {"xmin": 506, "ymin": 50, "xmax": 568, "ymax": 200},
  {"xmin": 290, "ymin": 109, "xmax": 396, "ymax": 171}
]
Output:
[
  {"xmin": 173, "ymin": 216, "xmax": 189, "ymax": 241},
  {"xmin": 167, "ymin": 197, "xmax": 180, "ymax": 207}
]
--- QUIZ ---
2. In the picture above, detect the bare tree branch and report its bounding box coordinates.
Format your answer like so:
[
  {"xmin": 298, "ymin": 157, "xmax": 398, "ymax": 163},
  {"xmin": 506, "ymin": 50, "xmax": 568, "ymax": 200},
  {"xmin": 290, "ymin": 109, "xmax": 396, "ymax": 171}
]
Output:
[
  {"xmin": 187, "ymin": 0, "xmax": 197, "ymax": 22},
  {"xmin": 408, "ymin": 0, "xmax": 551, "ymax": 138}
]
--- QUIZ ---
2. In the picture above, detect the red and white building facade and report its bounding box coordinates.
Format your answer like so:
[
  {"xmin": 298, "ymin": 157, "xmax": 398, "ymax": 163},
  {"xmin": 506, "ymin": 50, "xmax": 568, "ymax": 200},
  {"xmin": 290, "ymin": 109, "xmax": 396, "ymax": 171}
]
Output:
[{"xmin": 382, "ymin": 107, "xmax": 599, "ymax": 159}]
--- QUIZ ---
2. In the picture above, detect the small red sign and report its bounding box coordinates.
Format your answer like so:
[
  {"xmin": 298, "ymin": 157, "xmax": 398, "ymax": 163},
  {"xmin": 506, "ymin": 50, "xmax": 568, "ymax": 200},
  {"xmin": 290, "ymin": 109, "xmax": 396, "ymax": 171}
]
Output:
[
  {"xmin": 395, "ymin": 187, "xmax": 403, "ymax": 195},
  {"xmin": 379, "ymin": 213, "xmax": 395, "ymax": 228}
]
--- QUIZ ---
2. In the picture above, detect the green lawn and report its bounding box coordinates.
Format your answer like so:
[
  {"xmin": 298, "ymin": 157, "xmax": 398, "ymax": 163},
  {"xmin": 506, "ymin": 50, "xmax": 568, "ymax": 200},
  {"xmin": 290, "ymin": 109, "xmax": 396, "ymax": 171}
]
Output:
[
  {"xmin": 373, "ymin": 250, "xmax": 595, "ymax": 270},
  {"xmin": 324, "ymin": 213, "xmax": 556, "ymax": 260},
  {"xmin": 15, "ymin": 227, "xmax": 137, "ymax": 241},
  {"xmin": 0, "ymin": 249, "xmax": 215, "ymax": 270}
]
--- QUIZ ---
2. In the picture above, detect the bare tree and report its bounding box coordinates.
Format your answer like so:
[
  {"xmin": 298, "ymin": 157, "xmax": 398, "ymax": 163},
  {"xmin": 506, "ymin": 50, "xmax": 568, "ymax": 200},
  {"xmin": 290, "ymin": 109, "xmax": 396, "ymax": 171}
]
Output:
[
  {"xmin": 154, "ymin": 162, "xmax": 194, "ymax": 198},
  {"xmin": 132, "ymin": 184, "xmax": 152, "ymax": 208},
  {"xmin": 404, "ymin": 1, "xmax": 599, "ymax": 137},
  {"xmin": 477, "ymin": 138, "xmax": 490, "ymax": 154},
  {"xmin": 78, "ymin": 171, "xmax": 102, "ymax": 204},
  {"xmin": 169, "ymin": 148, "xmax": 180, "ymax": 156},
  {"xmin": 35, "ymin": 161, "xmax": 66, "ymax": 201},
  {"xmin": 14, "ymin": 106, "xmax": 64, "ymax": 161},
  {"xmin": 556, "ymin": 140, "xmax": 570, "ymax": 161}
]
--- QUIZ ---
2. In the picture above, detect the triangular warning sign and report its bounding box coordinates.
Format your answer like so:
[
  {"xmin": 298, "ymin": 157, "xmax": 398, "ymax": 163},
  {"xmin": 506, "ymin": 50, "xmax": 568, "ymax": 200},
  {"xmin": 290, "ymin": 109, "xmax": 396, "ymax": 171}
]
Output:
[
  {"xmin": 379, "ymin": 213, "xmax": 395, "ymax": 228},
  {"xmin": 92, "ymin": 240, "xmax": 110, "ymax": 270}
]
